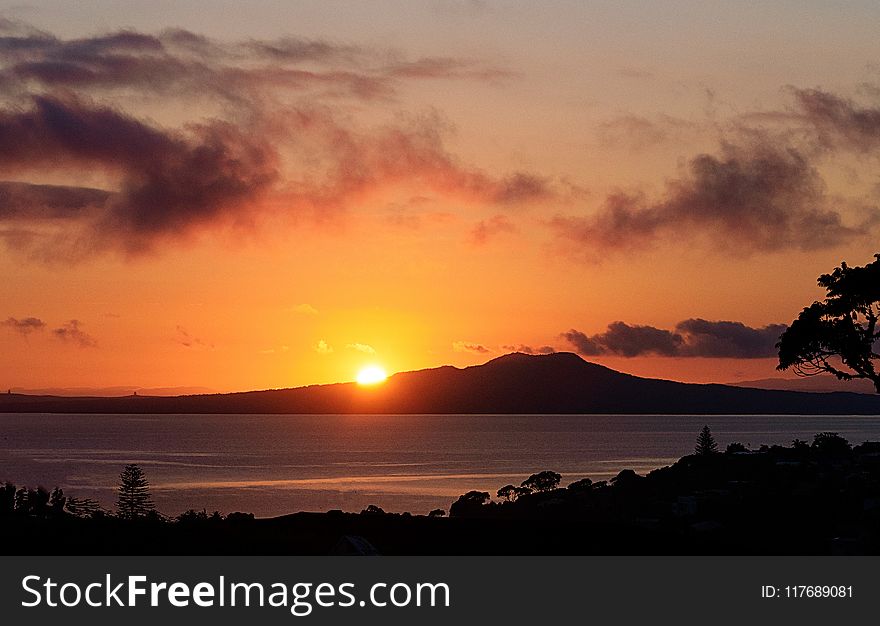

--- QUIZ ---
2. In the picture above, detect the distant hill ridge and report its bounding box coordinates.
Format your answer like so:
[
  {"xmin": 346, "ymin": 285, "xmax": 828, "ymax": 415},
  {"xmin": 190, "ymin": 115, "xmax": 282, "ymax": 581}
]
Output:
[
  {"xmin": 2, "ymin": 352, "xmax": 879, "ymax": 414},
  {"xmin": 729, "ymin": 376, "xmax": 877, "ymax": 394}
]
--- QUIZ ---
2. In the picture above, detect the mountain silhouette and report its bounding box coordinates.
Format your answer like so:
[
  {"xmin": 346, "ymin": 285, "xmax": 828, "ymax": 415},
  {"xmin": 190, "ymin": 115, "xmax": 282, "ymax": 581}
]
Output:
[{"xmin": 3, "ymin": 352, "xmax": 880, "ymax": 414}]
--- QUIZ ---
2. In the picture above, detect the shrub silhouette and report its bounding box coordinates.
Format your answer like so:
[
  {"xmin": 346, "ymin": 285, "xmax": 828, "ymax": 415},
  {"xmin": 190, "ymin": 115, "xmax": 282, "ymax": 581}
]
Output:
[
  {"xmin": 567, "ymin": 478, "xmax": 593, "ymax": 492},
  {"xmin": 725, "ymin": 442, "xmax": 747, "ymax": 454},
  {"xmin": 811, "ymin": 432, "xmax": 851, "ymax": 456},
  {"xmin": 610, "ymin": 469, "xmax": 642, "ymax": 487},
  {"xmin": 177, "ymin": 509, "xmax": 209, "ymax": 523},
  {"xmin": 428, "ymin": 508, "xmax": 446, "ymax": 518},
  {"xmin": 116, "ymin": 464, "xmax": 155, "ymax": 520},
  {"xmin": 449, "ymin": 490, "xmax": 490, "ymax": 517}
]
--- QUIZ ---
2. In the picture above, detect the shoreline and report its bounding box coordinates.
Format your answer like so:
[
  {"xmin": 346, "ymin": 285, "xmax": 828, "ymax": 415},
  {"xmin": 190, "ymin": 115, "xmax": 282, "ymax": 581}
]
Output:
[{"xmin": 4, "ymin": 431, "xmax": 880, "ymax": 555}]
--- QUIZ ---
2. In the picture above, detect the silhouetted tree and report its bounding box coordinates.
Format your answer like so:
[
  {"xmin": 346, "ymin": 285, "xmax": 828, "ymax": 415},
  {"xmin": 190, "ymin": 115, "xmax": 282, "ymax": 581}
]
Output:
[
  {"xmin": 31, "ymin": 487, "xmax": 49, "ymax": 515},
  {"xmin": 777, "ymin": 254, "xmax": 880, "ymax": 392},
  {"xmin": 10, "ymin": 486, "xmax": 50, "ymax": 516},
  {"xmin": 567, "ymin": 478, "xmax": 593, "ymax": 492},
  {"xmin": 811, "ymin": 432, "xmax": 851, "ymax": 456},
  {"xmin": 65, "ymin": 497, "xmax": 102, "ymax": 518},
  {"xmin": 13, "ymin": 487, "xmax": 28, "ymax": 514},
  {"xmin": 725, "ymin": 442, "xmax": 747, "ymax": 454},
  {"xmin": 791, "ymin": 438, "xmax": 809, "ymax": 451},
  {"xmin": 175, "ymin": 509, "xmax": 223, "ymax": 523},
  {"xmin": 610, "ymin": 469, "xmax": 642, "ymax": 487},
  {"xmin": 497, "ymin": 484, "xmax": 531, "ymax": 502},
  {"xmin": 520, "ymin": 470, "xmax": 562, "ymax": 493},
  {"xmin": 428, "ymin": 508, "xmax": 446, "ymax": 518},
  {"xmin": 449, "ymin": 490, "xmax": 491, "ymax": 517},
  {"xmin": 497, "ymin": 484, "xmax": 517, "ymax": 501},
  {"xmin": 49, "ymin": 487, "xmax": 66, "ymax": 516},
  {"xmin": 116, "ymin": 464, "xmax": 155, "ymax": 520},
  {"xmin": 177, "ymin": 509, "xmax": 208, "ymax": 523},
  {"xmin": 695, "ymin": 426, "xmax": 718, "ymax": 456},
  {"xmin": 0, "ymin": 482, "xmax": 15, "ymax": 515}
]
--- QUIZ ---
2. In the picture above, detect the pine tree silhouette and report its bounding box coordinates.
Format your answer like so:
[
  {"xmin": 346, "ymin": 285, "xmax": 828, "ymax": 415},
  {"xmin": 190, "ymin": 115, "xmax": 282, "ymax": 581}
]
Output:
[
  {"xmin": 695, "ymin": 425, "xmax": 718, "ymax": 456},
  {"xmin": 117, "ymin": 464, "xmax": 155, "ymax": 519}
]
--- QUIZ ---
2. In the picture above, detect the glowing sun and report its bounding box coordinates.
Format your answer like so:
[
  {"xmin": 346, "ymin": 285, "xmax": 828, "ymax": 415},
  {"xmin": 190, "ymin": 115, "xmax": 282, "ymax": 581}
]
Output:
[{"xmin": 356, "ymin": 365, "xmax": 388, "ymax": 385}]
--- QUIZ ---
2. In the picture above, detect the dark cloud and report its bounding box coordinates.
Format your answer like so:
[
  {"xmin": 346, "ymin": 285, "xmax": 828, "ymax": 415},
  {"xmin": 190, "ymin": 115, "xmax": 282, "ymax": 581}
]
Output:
[
  {"xmin": 563, "ymin": 319, "xmax": 786, "ymax": 358},
  {"xmin": 0, "ymin": 23, "xmax": 509, "ymax": 104},
  {"xmin": 0, "ymin": 26, "xmax": 376, "ymax": 101},
  {"xmin": 502, "ymin": 344, "xmax": 556, "ymax": 355},
  {"xmin": 0, "ymin": 95, "xmax": 555, "ymax": 259},
  {"xmin": 564, "ymin": 323, "xmax": 681, "ymax": 357},
  {"xmin": 53, "ymin": 319, "xmax": 96, "ymax": 347},
  {"xmin": 0, "ymin": 181, "xmax": 111, "ymax": 219},
  {"xmin": 1, "ymin": 316, "xmax": 45, "ymax": 335},
  {"xmin": 492, "ymin": 173, "xmax": 553, "ymax": 204},
  {"xmin": 0, "ymin": 23, "xmax": 557, "ymax": 261},
  {"xmin": 0, "ymin": 95, "xmax": 277, "ymax": 256},
  {"xmin": 552, "ymin": 140, "xmax": 867, "ymax": 254},
  {"xmin": 471, "ymin": 214, "xmax": 516, "ymax": 244},
  {"xmin": 674, "ymin": 318, "xmax": 787, "ymax": 358},
  {"xmin": 790, "ymin": 87, "xmax": 880, "ymax": 153}
]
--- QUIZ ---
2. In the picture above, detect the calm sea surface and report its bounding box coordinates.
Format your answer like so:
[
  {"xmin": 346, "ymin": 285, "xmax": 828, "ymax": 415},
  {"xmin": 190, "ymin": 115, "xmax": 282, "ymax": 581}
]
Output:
[{"xmin": 2, "ymin": 413, "xmax": 880, "ymax": 517}]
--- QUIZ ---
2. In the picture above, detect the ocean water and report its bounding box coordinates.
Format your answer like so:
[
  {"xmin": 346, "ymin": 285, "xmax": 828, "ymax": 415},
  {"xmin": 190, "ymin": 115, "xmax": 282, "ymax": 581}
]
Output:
[{"xmin": 2, "ymin": 413, "xmax": 880, "ymax": 517}]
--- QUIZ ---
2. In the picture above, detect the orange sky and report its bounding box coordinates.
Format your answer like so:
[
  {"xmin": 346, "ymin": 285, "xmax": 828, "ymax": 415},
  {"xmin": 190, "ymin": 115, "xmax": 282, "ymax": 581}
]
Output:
[{"xmin": 1, "ymin": 1, "xmax": 879, "ymax": 391}]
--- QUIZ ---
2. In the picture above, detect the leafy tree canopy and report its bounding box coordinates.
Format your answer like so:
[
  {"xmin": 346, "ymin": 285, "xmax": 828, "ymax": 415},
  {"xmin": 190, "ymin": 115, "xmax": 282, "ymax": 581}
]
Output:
[
  {"xmin": 520, "ymin": 471, "xmax": 562, "ymax": 493},
  {"xmin": 777, "ymin": 254, "xmax": 880, "ymax": 392}
]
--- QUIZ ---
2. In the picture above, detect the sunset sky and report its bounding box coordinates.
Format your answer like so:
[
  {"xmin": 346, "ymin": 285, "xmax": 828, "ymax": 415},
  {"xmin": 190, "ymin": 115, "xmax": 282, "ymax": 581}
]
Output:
[{"xmin": 1, "ymin": 1, "xmax": 879, "ymax": 391}]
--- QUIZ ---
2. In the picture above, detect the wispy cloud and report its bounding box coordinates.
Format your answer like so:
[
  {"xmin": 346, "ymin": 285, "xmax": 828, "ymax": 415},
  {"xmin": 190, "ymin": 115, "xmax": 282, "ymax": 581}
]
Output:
[
  {"xmin": 174, "ymin": 325, "xmax": 213, "ymax": 350},
  {"xmin": 596, "ymin": 113, "xmax": 695, "ymax": 150},
  {"xmin": 1, "ymin": 316, "xmax": 45, "ymax": 336},
  {"xmin": 471, "ymin": 214, "xmax": 517, "ymax": 245},
  {"xmin": 290, "ymin": 303, "xmax": 319, "ymax": 315},
  {"xmin": 346, "ymin": 343, "xmax": 376, "ymax": 354},
  {"xmin": 314, "ymin": 339, "xmax": 333, "ymax": 354},
  {"xmin": 452, "ymin": 340, "xmax": 491, "ymax": 354},
  {"xmin": 784, "ymin": 86, "xmax": 880, "ymax": 153},
  {"xmin": 501, "ymin": 344, "xmax": 556, "ymax": 355},
  {"xmin": 259, "ymin": 345, "xmax": 290, "ymax": 355},
  {"xmin": 53, "ymin": 319, "xmax": 97, "ymax": 347}
]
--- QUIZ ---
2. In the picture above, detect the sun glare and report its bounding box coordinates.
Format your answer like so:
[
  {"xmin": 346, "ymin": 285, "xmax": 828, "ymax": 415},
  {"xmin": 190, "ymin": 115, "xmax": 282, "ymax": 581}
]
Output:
[{"xmin": 356, "ymin": 365, "xmax": 388, "ymax": 385}]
